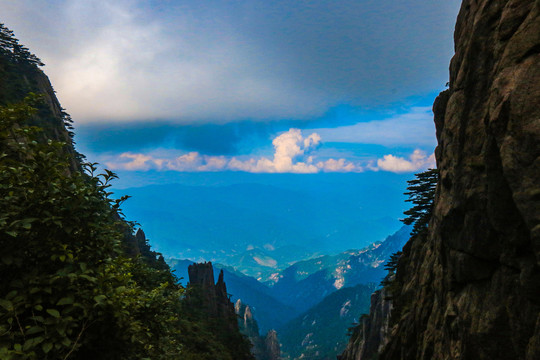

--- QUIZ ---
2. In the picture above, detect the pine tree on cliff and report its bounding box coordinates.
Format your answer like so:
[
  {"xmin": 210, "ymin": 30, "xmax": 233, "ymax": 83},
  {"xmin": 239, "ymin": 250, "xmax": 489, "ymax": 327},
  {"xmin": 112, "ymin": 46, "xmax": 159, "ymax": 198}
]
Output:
[
  {"xmin": 401, "ymin": 168, "xmax": 438, "ymax": 237},
  {"xmin": 382, "ymin": 168, "xmax": 438, "ymax": 283},
  {"xmin": 0, "ymin": 23, "xmax": 43, "ymax": 66}
]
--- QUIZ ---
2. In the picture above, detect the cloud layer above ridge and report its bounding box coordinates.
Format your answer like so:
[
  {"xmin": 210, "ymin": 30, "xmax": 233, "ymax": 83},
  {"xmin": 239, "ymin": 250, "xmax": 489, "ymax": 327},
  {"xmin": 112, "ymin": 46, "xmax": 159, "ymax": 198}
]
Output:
[{"xmin": 1, "ymin": 0, "xmax": 460, "ymax": 124}]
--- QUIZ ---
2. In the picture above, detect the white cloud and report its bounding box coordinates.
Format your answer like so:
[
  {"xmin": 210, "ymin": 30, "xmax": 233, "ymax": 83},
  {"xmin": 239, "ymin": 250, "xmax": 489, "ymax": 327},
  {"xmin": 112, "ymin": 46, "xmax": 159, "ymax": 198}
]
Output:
[
  {"xmin": 105, "ymin": 129, "xmax": 434, "ymax": 174},
  {"xmin": 106, "ymin": 129, "xmax": 359, "ymax": 173},
  {"xmin": 316, "ymin": 158, "xmax": 358, "ymax": 172},
  {"xmin": 377, "ymin": 149, "xmax": 435, "ymax": 173}
]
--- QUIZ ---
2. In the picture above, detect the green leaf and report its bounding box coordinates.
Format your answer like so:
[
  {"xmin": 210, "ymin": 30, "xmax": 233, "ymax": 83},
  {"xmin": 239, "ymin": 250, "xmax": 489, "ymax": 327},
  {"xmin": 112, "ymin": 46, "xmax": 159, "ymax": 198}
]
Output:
[
  {"xmin": 25, "ymin": 326, "xmax": 43, "ymax": 335},
  {"xmin": 94, "ymin": 295, "xmax": 106, "ymax": 304},
  {"xmin": 1, "ymin": 255, "xmax": 13, "ymax": 264},
  {"xmin": 0, "ymin": 299, "xmax": 13, "ymax": 311},
  {"xmin": 23, "ymin": 336, "xmax": 44, "ymax": 351},
  {"xmin": 46, "ymin": 309, "xmax": 60, "ymax": 318},
  {"xmin": 42, "ymin": 342, "xmax": 53, "ymax": 354},
  {"xmin": 57, "ymin": 297, "xmax": 74, "ymax": 305}
]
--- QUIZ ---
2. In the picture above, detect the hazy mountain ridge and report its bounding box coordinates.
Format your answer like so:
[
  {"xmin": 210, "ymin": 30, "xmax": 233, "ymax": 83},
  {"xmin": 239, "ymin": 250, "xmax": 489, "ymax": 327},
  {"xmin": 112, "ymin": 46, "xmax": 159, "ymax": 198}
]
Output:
[
  {"xmin": 280, "ymin": 283, "xmax": 377, "ymax": 360},
  {"xmin": 168, "ymin": 226, "xmax": 410, "ymax": 333},
  {"xmin": 117, "ymin": 178, "xmax": 408, "ymax": 267},
  {"xmin": 269, "ymin": 226, "xmax": 411, "ymax": 313}
]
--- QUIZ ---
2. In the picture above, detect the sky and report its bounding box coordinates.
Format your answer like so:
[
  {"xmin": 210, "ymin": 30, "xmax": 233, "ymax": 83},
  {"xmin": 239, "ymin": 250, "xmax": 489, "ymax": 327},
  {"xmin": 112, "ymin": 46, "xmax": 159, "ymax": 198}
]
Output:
[{"xmin": 0, "ymin": 0, "xmax": 462, "ymax": 181}]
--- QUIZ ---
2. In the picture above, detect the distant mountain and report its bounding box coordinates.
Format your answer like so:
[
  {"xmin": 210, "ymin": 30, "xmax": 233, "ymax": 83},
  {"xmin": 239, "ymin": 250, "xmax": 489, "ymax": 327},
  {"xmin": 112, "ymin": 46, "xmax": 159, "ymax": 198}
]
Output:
[
  {"xmin": 279, "ymin": 283, "xmax": 376, "ymax": 360},
  {"xmin": 168, "ymin": 259, "xmax": 297, "ymax": 332},
  {"xmin": 224, "ymin": 245, "xmax": 321, "ymax": 281},
  {"xmin": 117, "ymin": 177, "xmax": 409, "ymax": 265},
  {"xmin": 168, "ymin": 226, "xmax": 410, "ymax": 331},
  {"xmin": 269, "ymin": 225, "xmax": 411, "ymax": 313}
]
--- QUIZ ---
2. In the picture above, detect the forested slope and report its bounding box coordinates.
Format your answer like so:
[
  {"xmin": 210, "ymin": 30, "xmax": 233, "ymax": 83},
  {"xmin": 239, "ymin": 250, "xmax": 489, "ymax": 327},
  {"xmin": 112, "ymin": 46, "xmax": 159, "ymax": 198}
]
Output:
[{"xmin": 0, "ymin": 23, "xmax": 253, "ymax": 360}]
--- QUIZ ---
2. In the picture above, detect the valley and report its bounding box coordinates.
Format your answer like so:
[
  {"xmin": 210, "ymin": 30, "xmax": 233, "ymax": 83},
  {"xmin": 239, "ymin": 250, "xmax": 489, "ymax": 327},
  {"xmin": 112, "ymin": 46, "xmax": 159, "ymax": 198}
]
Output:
[{"xmin": 168, "ymin": 225, "xmax": 411, "ymax": 358}]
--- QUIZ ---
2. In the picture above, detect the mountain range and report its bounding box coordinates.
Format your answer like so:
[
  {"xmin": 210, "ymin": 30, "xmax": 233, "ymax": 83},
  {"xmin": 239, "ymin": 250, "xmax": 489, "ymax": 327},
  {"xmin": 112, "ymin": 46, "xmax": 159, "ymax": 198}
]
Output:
[
  {"xmin": 118, "ymin": 173, "xmax": 411, "ymax": 273},
  {"xmin": 279, "ymin": 283, "xmax": 376, "ymax": 360},
  {"xmin": 168, "ymin": 225, "xmax": 410, "ymax": 333}
]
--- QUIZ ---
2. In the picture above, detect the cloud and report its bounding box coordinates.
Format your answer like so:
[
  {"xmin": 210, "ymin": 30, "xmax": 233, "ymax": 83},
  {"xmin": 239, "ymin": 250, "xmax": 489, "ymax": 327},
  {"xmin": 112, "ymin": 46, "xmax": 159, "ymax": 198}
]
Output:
[
  {"xmin": 316, "ymin": 158, "xmax": 357, "ymax": 172},
  {"xmin": 106, "ymin": 129, "xmax": 359, "ymax": 173},
  {"xmin": 105, "ymin": 129, "xmax": 435, "ymax": 174},
  {"xmin": 311, "ymin": 106, "xmax": 437, "ymax": 147},
  {"xmin": 1, "ymin": 0, "xmax": 461, "ymax": 124},
  {"xmin": 376, "ymin": 149, "xmax": 435, "ymax": 173}
]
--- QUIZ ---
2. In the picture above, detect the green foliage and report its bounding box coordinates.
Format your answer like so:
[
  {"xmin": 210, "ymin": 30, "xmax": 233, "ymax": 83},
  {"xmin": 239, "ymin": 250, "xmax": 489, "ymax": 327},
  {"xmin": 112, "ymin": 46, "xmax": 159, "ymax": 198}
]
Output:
[
  {"xmin": 401, "ymin": 168, "xmax": 438, "ymax": 237},
  {"xmin": 376, "ymin": 169, "xmax": 438, "ymax": 303},
  {"xmin": 0, "ymin": 23, "xmax": 43, "ymax": 67},
  {"xmin": 0, "ymin": 96, "xmax": 251, "ymax": 359},
  {"xmin": 383, "ymin": 251, "xmax": 402, "ymax": 273},
  {"xmin": 379, "ymin": 251, "xmax": 402, "ymax": 288}
]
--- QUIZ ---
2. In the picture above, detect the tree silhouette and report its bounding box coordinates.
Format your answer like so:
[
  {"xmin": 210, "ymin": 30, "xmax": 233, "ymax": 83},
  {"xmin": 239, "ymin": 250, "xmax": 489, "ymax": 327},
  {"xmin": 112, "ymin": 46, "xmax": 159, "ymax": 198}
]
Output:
[
  {"xmin": 401, "ymin": 168, "xmax": 438, "ymax": 237},
  {"xmin": 0, "ymin": 23, "xmax": 44, "ymax": 66}
]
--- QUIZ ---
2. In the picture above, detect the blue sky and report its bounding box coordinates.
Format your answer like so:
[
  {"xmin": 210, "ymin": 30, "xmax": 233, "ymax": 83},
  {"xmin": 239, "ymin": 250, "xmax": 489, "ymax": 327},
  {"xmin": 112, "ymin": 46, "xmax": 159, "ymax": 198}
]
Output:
[{"xmin": 1, "ymin": 0, "xmax": 461, "ymax": 179}]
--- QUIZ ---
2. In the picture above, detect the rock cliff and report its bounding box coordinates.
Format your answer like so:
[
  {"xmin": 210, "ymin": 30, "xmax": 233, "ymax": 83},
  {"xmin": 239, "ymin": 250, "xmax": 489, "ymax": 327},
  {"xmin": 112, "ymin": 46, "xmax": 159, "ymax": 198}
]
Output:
[
  {"xmin": 236, "ymin": 299, "xmax": 282, "ymax": 360},
  {"xmin": 186, "ymin": 262, "xmax": 255, "ymax": 359},
  {"xmin": 338, "ymin": 288, "xmax": 392, "ymax": 360},
  {"xmin": 188, "ymin": 262, "xmax": 238, "ymax": 323},
  {"xmin": 265, "ymin": 330, "xmax": 281, "ymax": 360},
  {"xmin": 340, "ymin": 0, "xmax": 539, "ymax": 359}
]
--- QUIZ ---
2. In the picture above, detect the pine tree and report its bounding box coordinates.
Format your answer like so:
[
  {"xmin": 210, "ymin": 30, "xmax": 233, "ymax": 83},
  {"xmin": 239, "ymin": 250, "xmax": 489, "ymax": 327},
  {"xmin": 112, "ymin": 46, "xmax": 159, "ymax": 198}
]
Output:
[
  {"xmin": 0, "ymin": 23, "xmax": 44, "ymax": 66},
  {"xmin": 401, "ymin": 168, "xmax": 438, "ymax": 237}
]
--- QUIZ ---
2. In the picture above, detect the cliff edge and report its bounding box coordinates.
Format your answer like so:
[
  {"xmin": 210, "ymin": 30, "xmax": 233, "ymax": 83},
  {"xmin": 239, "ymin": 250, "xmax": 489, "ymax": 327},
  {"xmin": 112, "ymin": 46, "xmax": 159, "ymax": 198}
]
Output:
[{"xmin": 341, "ymin": 0, "xmax": 539, "ymax": 359}]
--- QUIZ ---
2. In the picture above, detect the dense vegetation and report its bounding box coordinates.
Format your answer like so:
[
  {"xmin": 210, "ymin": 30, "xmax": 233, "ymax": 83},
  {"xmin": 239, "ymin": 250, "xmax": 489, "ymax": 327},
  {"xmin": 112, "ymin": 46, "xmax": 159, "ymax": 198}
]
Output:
[{"xmin": 0, "ymin": 24, "xmax": 252, "ymax": 359}]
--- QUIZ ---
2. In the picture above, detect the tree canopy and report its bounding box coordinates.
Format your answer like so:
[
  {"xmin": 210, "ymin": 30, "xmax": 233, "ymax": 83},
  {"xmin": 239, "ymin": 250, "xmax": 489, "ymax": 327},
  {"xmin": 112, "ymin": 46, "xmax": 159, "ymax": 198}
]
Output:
[
  {"xmin": 401, "ymin": 168, "xmax": 438, "ymax": 237},
  {"xmin": 0, "ymin": 23, "xmax": 44, "ymax": 67}
]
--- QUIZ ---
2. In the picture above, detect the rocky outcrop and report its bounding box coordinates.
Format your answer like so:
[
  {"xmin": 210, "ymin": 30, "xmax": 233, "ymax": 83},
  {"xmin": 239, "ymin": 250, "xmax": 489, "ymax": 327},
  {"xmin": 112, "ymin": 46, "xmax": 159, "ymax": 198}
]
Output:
[
  {"xmin": 236, "ymin": 299, "xmax": 282, "ymax": 360},
  {"xmin": 188, "ymin": 262, "xmax": 237, "ymax": 323},
  {"xmin": 264, "ymin": 330, "xmax": 281, "ymax": 360},
  {"xmin": 338, "ymin": 288, "xmax": 392, "ymax": 360},
  {"xmin": 340, "ymin": 0, "xmax": 539, "ymax": 359}
]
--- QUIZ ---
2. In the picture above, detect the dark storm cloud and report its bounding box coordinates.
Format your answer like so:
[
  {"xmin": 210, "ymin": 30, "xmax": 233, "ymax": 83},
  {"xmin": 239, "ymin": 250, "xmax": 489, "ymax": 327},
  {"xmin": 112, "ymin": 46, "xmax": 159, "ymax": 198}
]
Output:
[{"xmin": 1, "ymin": 0, "xmax": 460, "ymax": 124}]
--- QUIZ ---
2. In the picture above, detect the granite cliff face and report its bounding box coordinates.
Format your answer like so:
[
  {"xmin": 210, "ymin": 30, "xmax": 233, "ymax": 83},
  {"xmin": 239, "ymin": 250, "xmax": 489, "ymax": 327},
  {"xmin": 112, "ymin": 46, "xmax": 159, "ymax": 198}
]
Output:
[
  {"xmin": 236, "ymin": 299, "xmax": 282, "ymax": 360},
  {"xmin": 338, "ymin": 288, "xmax": 392, "ymax": 360},
  {"xmin": 186, "ymin": 262, "xmax": 255, "ymax": 360},
  {"xmin": 341, "ymin": 0, "xmax": 539, "ymax": 359},
  {"xmin": 188, "ymin": 262, "xmax": 238, "ymax": 322}
]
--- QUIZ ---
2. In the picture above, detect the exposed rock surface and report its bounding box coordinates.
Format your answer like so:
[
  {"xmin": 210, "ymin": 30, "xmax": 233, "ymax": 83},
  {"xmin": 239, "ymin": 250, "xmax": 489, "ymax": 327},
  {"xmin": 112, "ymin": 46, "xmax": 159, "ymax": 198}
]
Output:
[
  {"xmin": 188, "ymin": 262, "xmax": 237, "ymax": 322},
  {"xmin": 341, "ymin": 0, "xmax": 539, "ymax": 359},
  {"xmin": 236, "ymin": 299, "xmax": 282, "ymax": 360},
  {"xmin": 265, "ymin": 330, "xmax": 281, "ymax": 360},
  {"xmin": 338, "ymin": 288, "xmax": 392, "ymax": 360}
]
